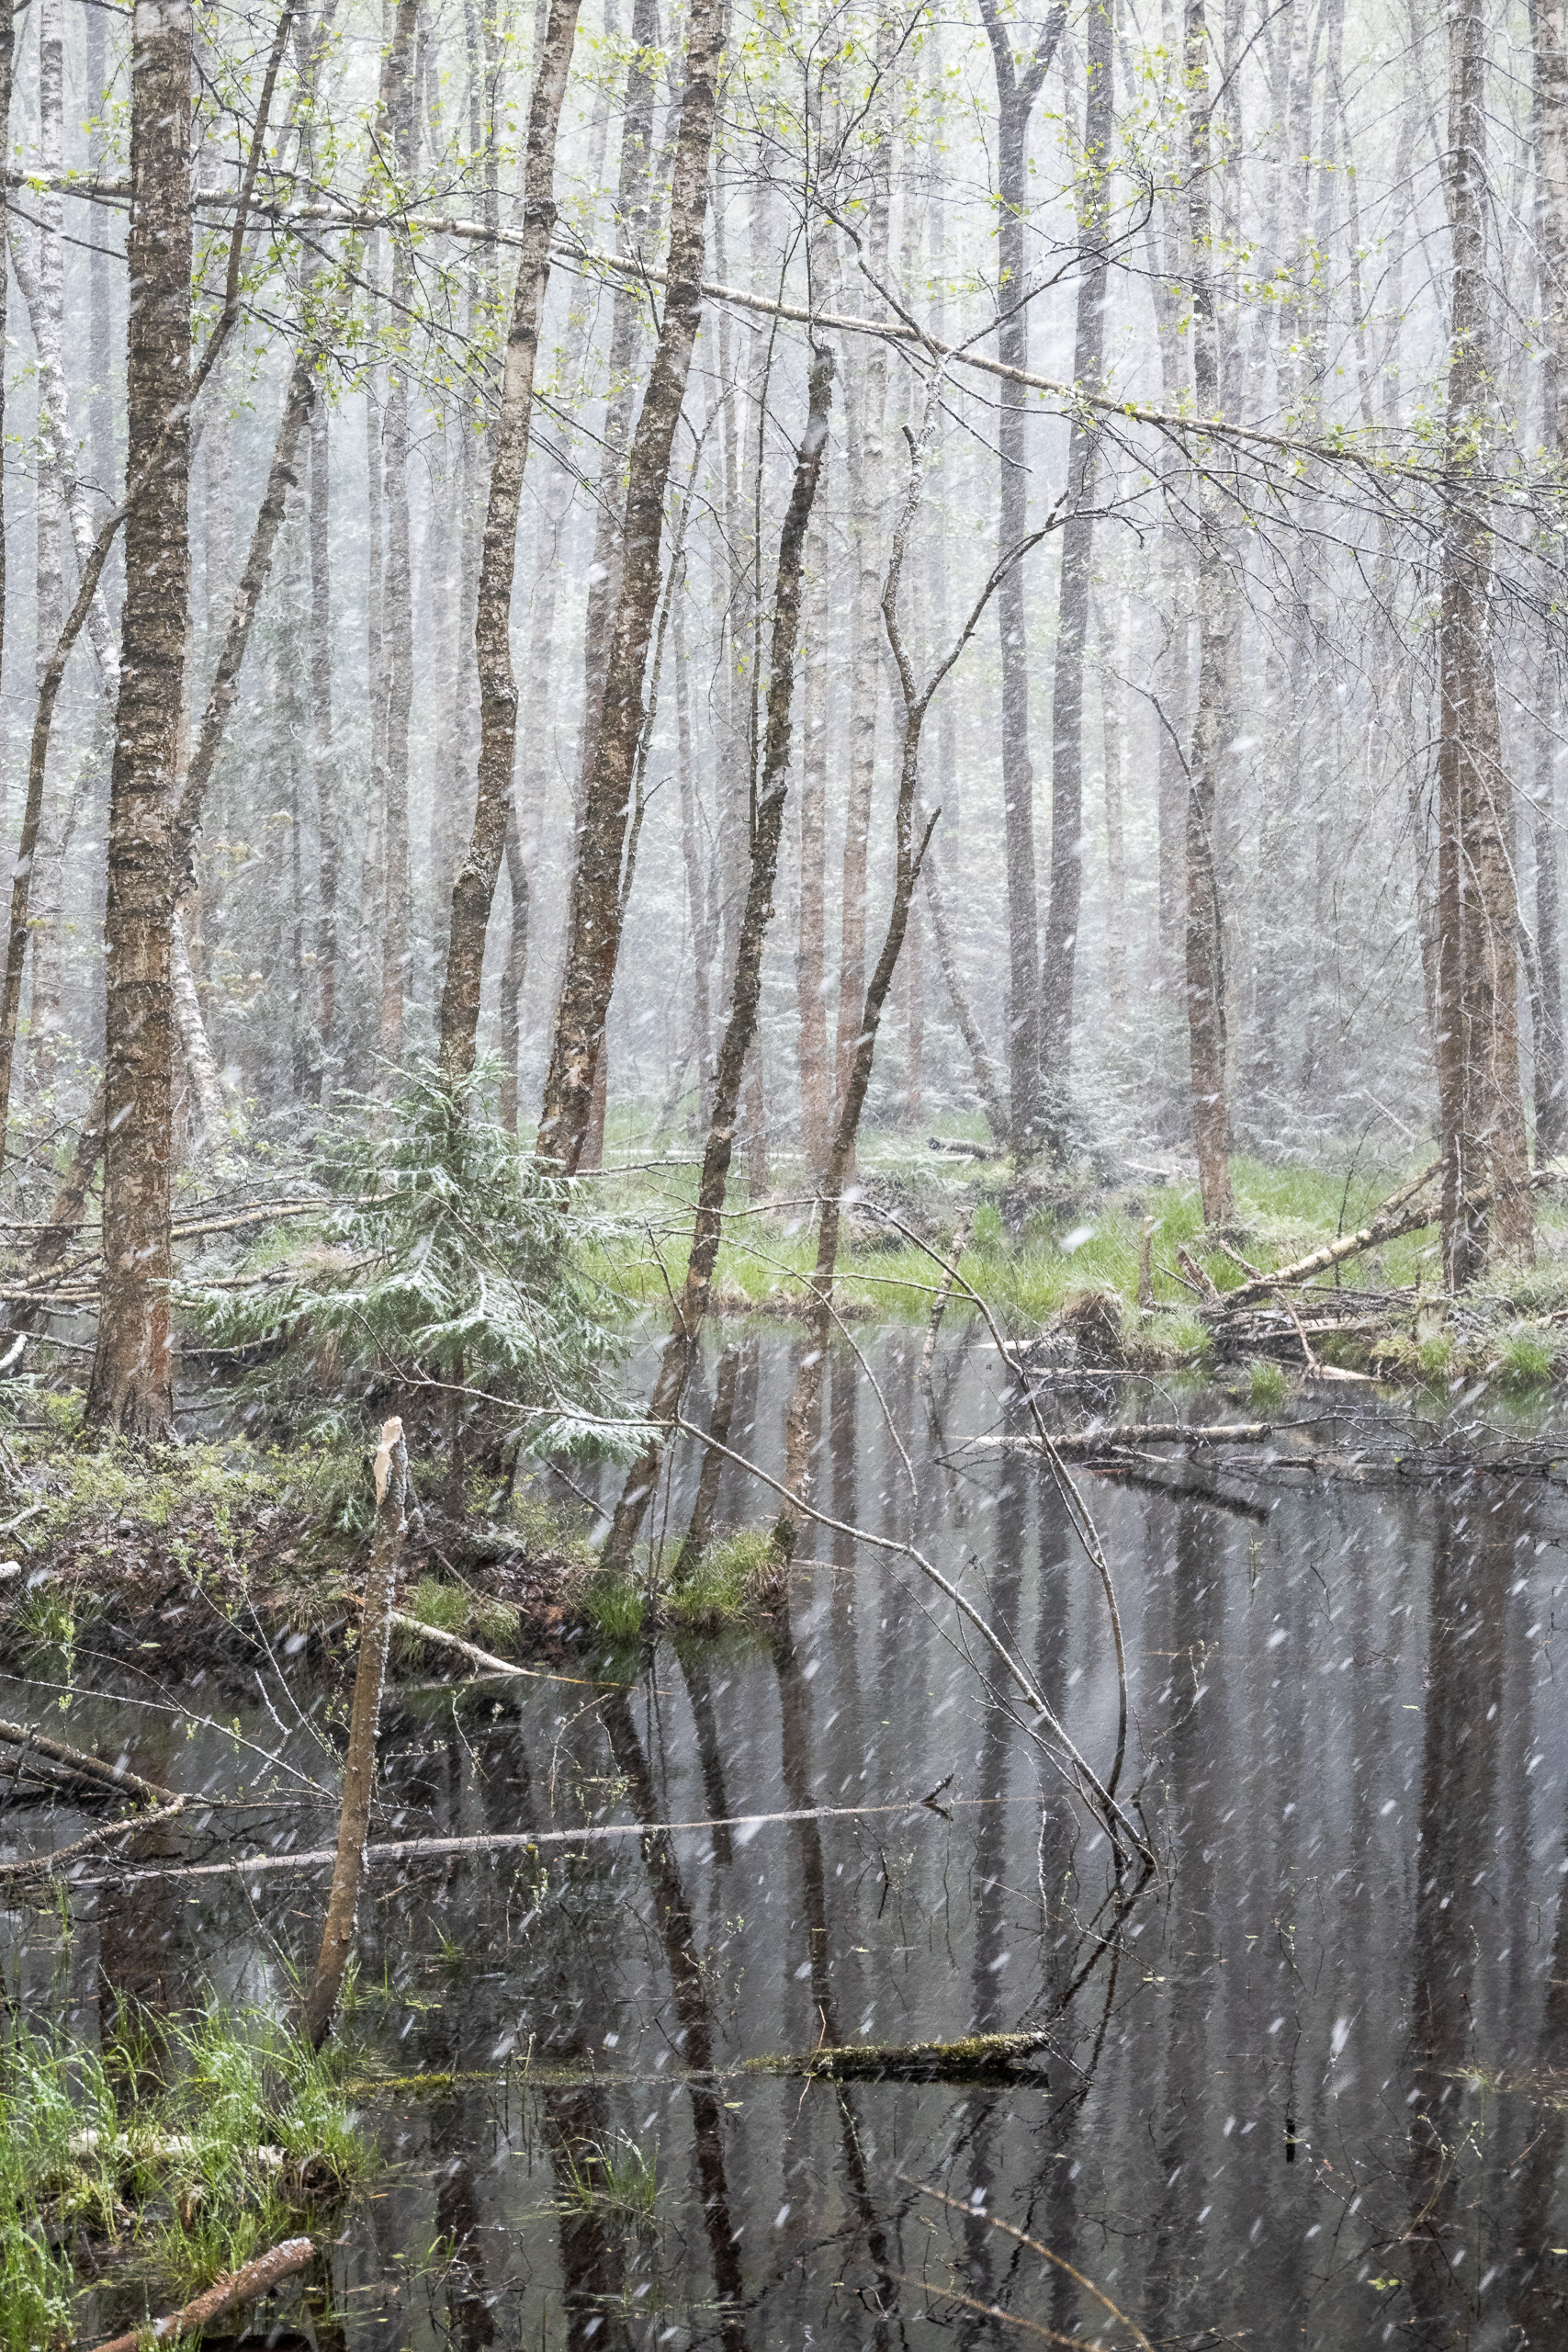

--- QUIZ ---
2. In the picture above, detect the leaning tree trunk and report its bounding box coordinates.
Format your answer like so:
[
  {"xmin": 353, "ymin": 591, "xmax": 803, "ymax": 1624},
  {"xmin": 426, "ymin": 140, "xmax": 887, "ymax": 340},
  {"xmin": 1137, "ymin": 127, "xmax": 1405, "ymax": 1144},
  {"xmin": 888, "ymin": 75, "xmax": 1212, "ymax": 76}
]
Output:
[
  {"xmin": 771, "ymin": 368, "xmax": 1049, "ymax": 1553},
  {"xmin": 85, "ymin": 0, "xmax": 194, "ymax": 1437},
  {"xmin": 1183, "ymin": 0, "xmax": 1234, "ymax": 1228},
  {"xmin": 1437, "ymin": 0, "xmax": 1531, "ymax": 1280},
  {"xmin": 600, "ymin": 348, "xmax": 834, "ymax": 1577},
  {"xmin": 435, "ymin": 0, "xmax": 583, "ymax": 1088},
  {"xmin": 1040, "ymin": 0, "xmax": 1112, "ymax": 1148},
  {"xmin": 536, "ymin": 0, "xmax": 727, "ymax": 1172}
]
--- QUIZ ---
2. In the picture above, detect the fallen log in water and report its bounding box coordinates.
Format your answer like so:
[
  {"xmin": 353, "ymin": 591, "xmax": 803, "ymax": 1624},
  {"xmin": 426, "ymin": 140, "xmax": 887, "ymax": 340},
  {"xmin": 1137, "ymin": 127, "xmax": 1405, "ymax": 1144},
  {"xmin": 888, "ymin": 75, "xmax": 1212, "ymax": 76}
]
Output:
[
  {"xmin": 761, "ymin": 2029, "xmax": 1050, "ymax": 2082},
  {"xmin": 70, "ymin": 1795, "xmax": 1032, "ymax": 1890},
  {"xmin": 86, "ymin": 2234, "xmax": 314, "ymax": 2352},
  {"xmin": 967, "ymin": 1421, "xmax": 1282, "ymax": 1453}
]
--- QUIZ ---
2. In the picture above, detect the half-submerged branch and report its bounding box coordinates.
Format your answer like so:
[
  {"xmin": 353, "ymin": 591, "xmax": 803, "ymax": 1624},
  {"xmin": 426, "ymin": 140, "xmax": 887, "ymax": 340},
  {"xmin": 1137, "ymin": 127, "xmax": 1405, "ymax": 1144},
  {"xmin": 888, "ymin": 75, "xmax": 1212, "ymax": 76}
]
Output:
[{"xmin": 90, "ymin": 2237, "xmax": 315, "ymax": 2352}]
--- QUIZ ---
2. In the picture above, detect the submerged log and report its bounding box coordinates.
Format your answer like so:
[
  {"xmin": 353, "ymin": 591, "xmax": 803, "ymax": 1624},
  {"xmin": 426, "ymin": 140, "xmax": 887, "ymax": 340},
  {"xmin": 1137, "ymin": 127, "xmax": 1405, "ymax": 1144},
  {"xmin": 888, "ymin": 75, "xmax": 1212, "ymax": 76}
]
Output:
[{"xmin": 756, "ymin": 2029, "xmax": 1051, "ymax": 2082}]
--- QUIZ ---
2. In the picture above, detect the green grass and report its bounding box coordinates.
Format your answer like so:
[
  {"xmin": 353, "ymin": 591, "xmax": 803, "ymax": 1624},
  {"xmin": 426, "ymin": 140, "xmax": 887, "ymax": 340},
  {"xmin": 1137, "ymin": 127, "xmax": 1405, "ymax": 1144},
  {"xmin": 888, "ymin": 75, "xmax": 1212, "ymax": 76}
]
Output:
[
  {"xmin": 580, "ymin": 1527, "xmax": 777, "ymax": 1642},
  {"xmin": 0, "ymin": 1999, "xmax": 368, "ymax": 2346},
  {"xmin": 558, "ymin": 2133, "xmax": 660, "ymax": 2228},
  {"xmin": 1494, "ymin": 1328, "xmax": 1557, "ymax": 1390},
  {"xmin": 1247, "ymin": 1359, "xmax": 1292, "ymax": 1411},
  {"xmin": 583, "ymin": 1151, "xmax": 1489, "ymax": 1334}
]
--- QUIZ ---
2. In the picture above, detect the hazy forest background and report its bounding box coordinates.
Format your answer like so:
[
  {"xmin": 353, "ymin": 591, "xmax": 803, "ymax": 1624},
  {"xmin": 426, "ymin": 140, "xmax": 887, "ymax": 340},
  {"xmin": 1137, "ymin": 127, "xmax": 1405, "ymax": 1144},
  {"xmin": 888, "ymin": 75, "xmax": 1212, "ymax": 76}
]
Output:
[{"xmin": 6, "ymin": 0, "xmax": 1566, "ymax": 1413}]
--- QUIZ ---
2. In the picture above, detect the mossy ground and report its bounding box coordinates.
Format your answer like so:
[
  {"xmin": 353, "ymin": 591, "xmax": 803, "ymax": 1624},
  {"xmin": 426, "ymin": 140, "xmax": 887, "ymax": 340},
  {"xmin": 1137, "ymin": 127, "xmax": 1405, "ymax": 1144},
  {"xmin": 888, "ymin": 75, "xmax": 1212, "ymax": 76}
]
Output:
[{"xmin": 0, "ymin": 1393, "xmax": 596, "ymax": 1658}]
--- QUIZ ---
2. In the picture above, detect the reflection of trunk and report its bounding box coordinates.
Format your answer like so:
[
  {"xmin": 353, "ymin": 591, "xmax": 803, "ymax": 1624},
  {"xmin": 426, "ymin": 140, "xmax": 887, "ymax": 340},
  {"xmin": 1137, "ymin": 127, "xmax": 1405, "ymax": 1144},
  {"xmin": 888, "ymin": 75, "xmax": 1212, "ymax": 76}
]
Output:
[
  {"xmin": 536, "ymin": 0, "xmax": 726, "ymax": 1171},
  {"xmin": 1404, "ymin": 1495, "xmax": 1505, "ymax": 2331},
  {"xmin": 772, "ymin": 1611, "xmax": 897, "ymax": 2339},
  {"xmin": 601, "ymin": 1690, "xmax": 748, "ymax": 2348},
  {"xmin": 1041, "ymin": 0, "xmax": 1113, "ymax": 1140},
  {"xmin": 976, "ymin": 0, "xmax": 1064, "ymax": 1158},
  {"xmin": 601, "ymin": 351, "xmax": 832, "ymax": 1575},
  {"xmin": 85, "ymin": 0, "xmax": 193, "ymax": 1439},
  {"xmin": 1183, "ymin": 0, "xmax": 1232, "ymax": 1226},
  {"xmin": 795, "ymin": 549, "xmax": 830, "ymax": 1170},
  {"xmin": 674, "ymin": 1341, "xmax": 739, "ymax": 1577},
  {"xmin": 1437, "ymin": 0, "xmax": 1531, "ymax": 1280},
  {"xmin": 435, "ymin": 0, "xmax": 581, "ymax": 1086}
]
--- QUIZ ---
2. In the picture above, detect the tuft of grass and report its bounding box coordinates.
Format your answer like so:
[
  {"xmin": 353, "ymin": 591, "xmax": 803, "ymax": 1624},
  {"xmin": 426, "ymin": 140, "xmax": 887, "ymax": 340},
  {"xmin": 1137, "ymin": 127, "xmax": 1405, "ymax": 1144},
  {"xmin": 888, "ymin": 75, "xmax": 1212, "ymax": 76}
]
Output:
[
  {"xmin": 580, "ymin": 1526, "xmax": 777, "ymax": 1643},
  {"xmin": 668, "ymin": 1527, "xmax": 773, "ymax": 1629},
  {"xmin": 559, "ymin": 2133, "xmax": 659, "ymax": 2229},
  {"xmin": 1247, "ymin": 1359, "xmax": 1292, "ymax": 1412},
  {"xmin": 406, "ymin": 1576, "xmax": 468, "ymax": 1635},
  {"xmin": 580, "ymin": 1569, "xmax": 648, "ymax": 1644},
  {"xmin": 1495, "ymin": 1327, "xmax": 1555, "ymax": 1391}
]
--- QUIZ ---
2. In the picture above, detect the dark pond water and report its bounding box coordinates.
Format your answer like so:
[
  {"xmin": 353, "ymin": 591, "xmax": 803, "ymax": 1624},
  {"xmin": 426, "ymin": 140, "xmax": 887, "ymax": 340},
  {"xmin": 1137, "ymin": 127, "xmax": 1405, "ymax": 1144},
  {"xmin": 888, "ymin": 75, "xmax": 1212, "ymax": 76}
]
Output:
[{"xmin": 9, "ymin": 1326, "xmax": 1568, "ymax": 2348}]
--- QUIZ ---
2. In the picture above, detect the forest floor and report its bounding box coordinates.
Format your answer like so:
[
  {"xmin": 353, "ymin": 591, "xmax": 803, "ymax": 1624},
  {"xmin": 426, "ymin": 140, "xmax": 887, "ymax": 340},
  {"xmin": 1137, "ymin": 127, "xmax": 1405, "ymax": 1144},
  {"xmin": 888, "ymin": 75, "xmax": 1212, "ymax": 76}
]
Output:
[{"xmin": 3, "ymin": 1125, "xmax": 1567, "ymax": 1669}]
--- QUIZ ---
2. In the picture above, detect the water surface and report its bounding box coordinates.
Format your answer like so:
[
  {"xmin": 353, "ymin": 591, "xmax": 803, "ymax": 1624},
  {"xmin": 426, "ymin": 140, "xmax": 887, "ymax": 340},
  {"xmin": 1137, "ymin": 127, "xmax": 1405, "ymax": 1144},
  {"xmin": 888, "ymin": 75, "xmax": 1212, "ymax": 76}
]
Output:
[{"xmin": 9, "ymin": 1326, "xmax": 1568, "ymax": 2349}]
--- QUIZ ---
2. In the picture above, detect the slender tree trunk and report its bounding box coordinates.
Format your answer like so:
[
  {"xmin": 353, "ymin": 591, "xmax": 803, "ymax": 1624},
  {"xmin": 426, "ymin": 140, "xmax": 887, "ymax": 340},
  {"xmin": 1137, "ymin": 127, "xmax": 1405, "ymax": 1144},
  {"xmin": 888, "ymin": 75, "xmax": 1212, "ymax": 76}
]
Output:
[
  {"xmin": 85, "ymin": 0, "xmax": 194, "ymax": 1437},
  {"xmin": 499, "ymin": 805, "xmax": 527, "ymax": 1132},
  {"xmin": 304, "ymin": 1419, "xmax": 407, "ymax": 2047},
  {"xmin": 922, "ymin": 840, "xmax": 1010, "ymax": 1143},
  {"xmin": 436, "ymin": 0, "xmax": 582, "ymax": 1086},
  {"xmin": 378, "ymin": 0, "xmax": 419, "ymax": 1076},
  {"xmin": 1438, "ymin": 0, "xmax": 1531, "ymax": 1278},
  {"xmin": 0, "ymin": 0, "xmax": 11, "ymax": 854},
  {"xmin": 1040, "ymin": 0, "xmax": 1113, "ymax": 1141},
  {"xmin": 570, "ymin": 0, "xmax": 660, "ymax": 824},
  {"xmin": 1183, "ymin": 0, "xmax": 1233, "ymax": 1227},
  {"xmin": 536, "ymin": 0, "xmax": 727, "ymax": 1171},
  {"xmin": 977, "ymin": 0, "xmax": 1063, "ymax": 1159},
  {"xmin": 1099, "ymin": 594, "xmax": 1128, "ymax": 1034},
  {"xmin": 310, "ymin": 384, "xmax": 338, "ymax": 1088},
  {"xmin": 1535, "ymin": 0, "xmax": 1568, "ymax": 1157},
  {"xmin": 773, "ymin": 375, "xmax": 1033, "ymax": 1548},
  {"xmin": 675, "ymin": 595, "xmax": 715, "ymax": 1133},
  {"xmin": 834, "ymin": 161, "xmax": 890, "ymax": 1125},
  {"xmin": 795, "ymin": 542, "xmax": 830, "ymax": 1171},
  {"xmin": 1533, "ymin": 684, "xmax": 1566, "ymax": 1159},
  {"xmin": 599, "ymin": 349, "xmax": 832, "ymax": 1577}
]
